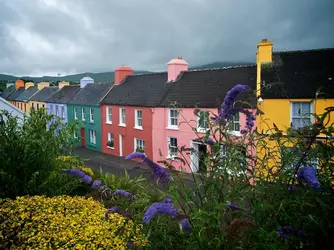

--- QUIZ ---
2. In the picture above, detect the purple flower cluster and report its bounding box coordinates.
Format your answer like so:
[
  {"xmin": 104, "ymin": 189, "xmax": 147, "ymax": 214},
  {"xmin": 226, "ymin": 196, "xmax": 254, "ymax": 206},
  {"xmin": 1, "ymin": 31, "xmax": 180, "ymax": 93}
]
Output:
[
  {"xmin": 61, "ymin": 169, "xmax": 92, "ymax": 184},
  {"xmin": 143, "ymin": 198, "xmax": 192, "ymax": 232},
  {"xmin": 205, "ymin": 138, "xmax": 215, "ymax": 145},
  {"xmin": 125, "ymin": 152, "xmax": 171, "ymax": 183},
  {"xmin": 225, "ymin": 202, "xmax": 241, "ymax": 211},
  {"xmin": 242, "ymin": 109, "xmax": 256, "ymax": 130},
  {"xmin": 105, "ymin": 206, "xmax": 131, "ymax": 220},
  {"xmin": 112, "ymin": 189, "xmax": 136, "ymax": 200},
  {"xmin": 297, "ymin": 166, "xmax": 320, "ymax": 188},
  {"xmin": 277, "ymin": 226, "xmax": 302, "ymax": 239},
  {"xmin": 213, "ymin": 84, "xmax": 251, "ymax": 123}
]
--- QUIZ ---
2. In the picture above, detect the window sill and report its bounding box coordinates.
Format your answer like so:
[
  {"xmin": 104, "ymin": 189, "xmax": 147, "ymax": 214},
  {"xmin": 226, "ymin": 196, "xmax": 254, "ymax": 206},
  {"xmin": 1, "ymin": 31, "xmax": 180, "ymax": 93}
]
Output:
[
  {"xmin": 105, "ymin": 121, "xmax": 112, "ymax": 125},
  {"xmin": 82, "ymin": 119, "xmax": 86, "ymax": 122},
  {"xmin": 197, "ymin": 128, "xmax": 209, "ymax": 134},
  {"xmin": 166, "ymin": 156, "xmax": 178, "ymax": 160},
  {"xmin": 134, "ymin": 126, "xmax": 143, "ymax": 130},
  {"xmin": 88, "ymin": 143, "xmax": 97, "ymax": 147},
  {"xmin": 118, "ymin": 124, "xmax": 126, "ymax": 127},
  {"xmin": 107, "ymin": 146, "xmax": 114, "ymax": 149},
  {"xmin": 167, "ymin": 126, "xmax": 179, "ymax": 131}
]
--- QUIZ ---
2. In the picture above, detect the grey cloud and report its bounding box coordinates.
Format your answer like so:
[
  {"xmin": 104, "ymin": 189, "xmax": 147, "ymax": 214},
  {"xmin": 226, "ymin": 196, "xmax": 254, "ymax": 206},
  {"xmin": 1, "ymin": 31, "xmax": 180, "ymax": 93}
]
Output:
[{"xmin": 0, "ymin": 0, "xmax": 333, "ymax": 76}]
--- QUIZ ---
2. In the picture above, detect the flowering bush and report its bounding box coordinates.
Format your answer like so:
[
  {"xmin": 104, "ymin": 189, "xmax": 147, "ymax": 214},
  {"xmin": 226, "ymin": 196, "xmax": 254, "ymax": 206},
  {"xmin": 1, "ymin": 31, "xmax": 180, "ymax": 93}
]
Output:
[{"xmin": 0, "ymin": 196, "xmax": 148, "ymax": 249}]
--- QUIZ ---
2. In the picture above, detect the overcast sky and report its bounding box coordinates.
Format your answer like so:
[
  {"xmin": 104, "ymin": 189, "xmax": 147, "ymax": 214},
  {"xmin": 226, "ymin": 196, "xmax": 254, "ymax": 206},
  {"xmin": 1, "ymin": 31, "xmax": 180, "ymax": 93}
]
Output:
[{"xmin": 1, "ymin": 0, "xmax": 334, "ymax": 76}]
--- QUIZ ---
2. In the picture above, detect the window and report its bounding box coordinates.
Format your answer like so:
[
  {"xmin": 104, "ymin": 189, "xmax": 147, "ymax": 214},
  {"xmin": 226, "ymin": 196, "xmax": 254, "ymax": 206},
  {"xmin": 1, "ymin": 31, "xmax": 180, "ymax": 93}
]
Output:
[
  {"xmin": 119, "ymin": 108, "xmax": 126, "ymax": 126},
  {"xmin": 61, "ymin": 106, "xmax": 65, "ymax": 118},
  {"xmin": 36, "ymin": 103, "xmax": 39, "ymax": 109},
  {"xmin": 168, "ymin": 109, "xmax": 179, "ymax": 128},
  {"xmin": 82, "ymin": 108, "xmax": 86, "ymax": 121},
  {"xmin": 135, "ymin": 109, "xmax": 143, "ymax": 128},
  {"xmin": 50, "ymin": 105, "xmax": 53, "ymax": 114},
  {"xmin": 31, "ymin": 103, "xmax": 34, "ymax": 109},
  {"xmin": 74, "ymin": 107, "xmax": 78, "ymax": 120},
  {"xmin": 89, "ymin": 129, "xmax": 96, "ymax": 145},
  {"xmin": 107, "ymin": 133, "xmax": 114, "ymax": 148},
  {"xmin": 134, "ymin": 138, "xmax": 145, "ymax": 153},
  {"xmin": 106, "ymin": 107, "xmax": 112, "ymax": 124},
  {"xmin": 74, "ymin": 130, "xmax": 78, "ymax": 139},
  {"xmin": 231, "ymin": 112, "xmax": 240, "ymax": 131},
  {"xmin": 55, "ymin": 106, "xmax": 59, "ymax": 116},
  {"xmin": 168, "ymin": 137, "xmax": 178, "ymax": 158},
  {"xmin": 291, "ymin": 102, "xmax": 313, "ymax": 129},
  {"xmin": 90, "ymin": 108, "xmax": 94, "ymax": 122},
  {"xmin": 197, "ymin": 111, "xmax": 209, "ymax": 131},
  {"xmin": 42, "ymin": 104, "xmax": 45, "ymax": 108}
]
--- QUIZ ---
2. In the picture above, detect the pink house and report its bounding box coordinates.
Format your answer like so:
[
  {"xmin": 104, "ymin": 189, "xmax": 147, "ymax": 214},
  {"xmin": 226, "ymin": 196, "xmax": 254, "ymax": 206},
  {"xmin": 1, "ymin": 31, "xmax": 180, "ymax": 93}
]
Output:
[{"xmin": 100, "ymin": 58, "xmax": 257, "ymax": 173}]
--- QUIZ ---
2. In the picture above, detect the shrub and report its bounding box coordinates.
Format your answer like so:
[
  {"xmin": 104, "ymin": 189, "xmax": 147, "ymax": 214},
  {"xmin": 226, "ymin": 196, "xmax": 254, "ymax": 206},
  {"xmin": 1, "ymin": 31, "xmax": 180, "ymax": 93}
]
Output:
[
  {"xmin": 0, "ymin": 196, "xmax": 148, "ymax": 249},
  {"xmin": 0, "ymin": 109, "xmax": 80, "ymax": 198}
]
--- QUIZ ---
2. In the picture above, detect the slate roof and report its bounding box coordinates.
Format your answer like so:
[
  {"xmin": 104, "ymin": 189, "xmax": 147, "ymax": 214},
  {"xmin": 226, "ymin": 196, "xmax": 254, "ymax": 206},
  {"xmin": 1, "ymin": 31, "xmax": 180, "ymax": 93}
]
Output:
[
  {"xmin": 261, "ymin": 48, "xmax": 334, "ymax": 99},
  {"xmin": 101, "ymin": 73, "xmax": 169, "ymax": 106},
  {"xmin": 15, "ymin": 86, "xmax": 39, "ymax": 102},
  {"xmin": 30, "ymin": 86, "xmax": 59, "ymax": 102},
  {"xmin": 7, "ymin": 87, "xmax": 25, "ymax": 101},
  {"xmin": 46, "ymin": 85, "xmax": 80, "ymax": 104},
  {"xmin": 1, "ymin": 85, "xmax": 16, "ymax": 99},
  {"xmin": 160, "ymin": 65, "xmax": 257, "ymax": 108},
  {"xmin": 68, "ymin": 82, "xmax": 113, "ymax": 106}
]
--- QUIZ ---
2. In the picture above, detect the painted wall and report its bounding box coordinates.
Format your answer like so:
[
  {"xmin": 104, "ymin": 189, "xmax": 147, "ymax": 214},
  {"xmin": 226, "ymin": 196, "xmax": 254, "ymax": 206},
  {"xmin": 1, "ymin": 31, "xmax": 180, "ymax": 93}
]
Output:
[
  {"xmin": 46, "ymin": 102, "xmax": 68, "ymax": 123},
  {"xmin": 68, "ymin": 104, "xmax": 103, "ymax": 152},
  {"xmin": 101, "ymin": 105, "xmax": 154, "ymax": 158},
  {"xmin": 257, "ymin": 98, "xmax": 334, "ymax": 133}
]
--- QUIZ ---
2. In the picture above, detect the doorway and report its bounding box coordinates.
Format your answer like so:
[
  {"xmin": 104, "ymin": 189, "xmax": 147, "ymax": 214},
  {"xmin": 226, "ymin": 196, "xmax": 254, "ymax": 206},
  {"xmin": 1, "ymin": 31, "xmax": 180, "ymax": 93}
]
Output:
[
  {"xmin": 81, "ymin": 128, "xmax": 85, "ymax": 147},
  {"xmin": 190, "ymin": 141, "xmax": 208, "ymax": 173}
]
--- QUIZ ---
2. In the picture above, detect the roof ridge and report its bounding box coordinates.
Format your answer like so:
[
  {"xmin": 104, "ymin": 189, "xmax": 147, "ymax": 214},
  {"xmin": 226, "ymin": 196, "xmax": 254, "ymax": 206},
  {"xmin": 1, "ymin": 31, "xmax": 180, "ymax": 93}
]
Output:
[
  {"xmin": 275, "ymin": 47, "xmax": 334, "ymax": 54},
  {"xmin": 186, "ymin": 64, "xmax": 256, "ymax": 73},
  {"xmin": 129, "ymin": 71, "xmax": 167, "ymax": 77}
]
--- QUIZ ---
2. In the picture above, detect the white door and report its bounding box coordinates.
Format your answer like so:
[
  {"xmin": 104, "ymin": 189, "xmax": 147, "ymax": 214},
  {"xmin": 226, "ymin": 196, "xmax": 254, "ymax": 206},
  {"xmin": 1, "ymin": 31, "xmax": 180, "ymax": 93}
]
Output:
[
  {"xmin": 119, "ymin": 134, "xmax": 123, "ymax": 157},
  {"xmin": 190, "ymin": 141, "xmax": 199, "ymax": 172}
]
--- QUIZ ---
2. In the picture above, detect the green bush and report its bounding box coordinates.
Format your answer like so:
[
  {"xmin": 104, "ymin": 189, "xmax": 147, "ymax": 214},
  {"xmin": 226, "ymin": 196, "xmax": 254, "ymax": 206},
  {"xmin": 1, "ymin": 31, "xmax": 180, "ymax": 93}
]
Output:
[
  {"xmin": 0, "ymin": 109, "xmax": 81, "ymax": 198},
  {"xmin": 0, "ymin": 196, "xmax": 148, "ymax": 249}
]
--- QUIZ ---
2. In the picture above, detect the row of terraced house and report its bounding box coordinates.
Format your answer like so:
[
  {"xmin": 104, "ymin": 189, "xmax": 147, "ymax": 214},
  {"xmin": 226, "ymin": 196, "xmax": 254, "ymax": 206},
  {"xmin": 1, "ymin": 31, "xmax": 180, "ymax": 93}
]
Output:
[{"xmin": 1, "ymin": 39, "xmax": 334, "ymax": 173}]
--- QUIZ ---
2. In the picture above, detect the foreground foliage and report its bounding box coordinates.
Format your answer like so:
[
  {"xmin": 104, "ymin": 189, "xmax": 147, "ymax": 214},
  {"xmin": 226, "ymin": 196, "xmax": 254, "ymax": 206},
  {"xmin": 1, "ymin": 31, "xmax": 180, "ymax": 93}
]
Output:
[{"xmin": 0, "ymin": 196, "xmax": 147, "ymax": 249}]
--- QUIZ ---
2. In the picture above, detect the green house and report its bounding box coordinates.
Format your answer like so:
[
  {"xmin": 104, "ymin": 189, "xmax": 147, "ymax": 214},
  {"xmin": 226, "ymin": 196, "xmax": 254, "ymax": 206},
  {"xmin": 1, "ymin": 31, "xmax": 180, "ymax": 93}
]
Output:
[{"xmin": 67, "ymin": 81, "xmax": 113, "ymax": 152}]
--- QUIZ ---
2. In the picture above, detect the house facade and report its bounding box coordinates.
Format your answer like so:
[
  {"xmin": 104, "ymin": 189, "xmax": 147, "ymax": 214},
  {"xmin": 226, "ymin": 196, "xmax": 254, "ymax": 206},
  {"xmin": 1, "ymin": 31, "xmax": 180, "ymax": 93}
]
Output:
[
  {"xmin": 0, "ymin": 96, "xmax": 28, "ymax": 125},
  {"xmin": 14, "ymin": 82, "xmax": 37, "ymax": 113},
  {"xmin": 67, "ymin": 78, "xmax": 113, "ymax": 152},
  {"xmin": 29, "ymin": 85, "xmax": 59, "ymax": 112},
  {"xmin": 255, "ymin": 39, "xmax": 334, "ymax": 175},
  {"xmin": 101, "ymin": 60, "xmax": 257, "ymax": 172},
  {"xmin": 46, "ymin": 84, "xmax": 80, "ymax": 123},
  {"xmin": 6, "ymin": 80, "xmax": 25, "ymax": 109}
]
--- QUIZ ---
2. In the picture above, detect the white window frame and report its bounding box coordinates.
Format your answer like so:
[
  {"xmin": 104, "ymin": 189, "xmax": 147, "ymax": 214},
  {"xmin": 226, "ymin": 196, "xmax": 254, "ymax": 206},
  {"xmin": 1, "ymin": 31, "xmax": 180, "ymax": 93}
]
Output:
[
  {"xmin": 106, "ymin": 107, "xmax": 112, "ymax": 124},
  {"xmin": 50, "ymin": 104, "xmax": 53, "ymax": 114},
  {"xmin": 55, "ymin": 105, "xmax": 59, "ymax": 116},
  {"xmin": 168, "ymin": 109, "xmax": 179, "ymax": 129},
  {"xmin": 89, "ymin": 129, "xmax": 96, "ymax": 145},
  {"xmin": 107, "ymin": 132, "xmax": 114, "ymax": 149},
  {"xmin": 82, "ymin": 107, "xmax": 86, "ymax": 121},
  {"xmin": 74, "ymin": 107, "xmax": 78, "ymax": 120},
  {"xmin": 290, "ymin": 102, "xmax": 313, "ymax": 129},
  {"xmin": 134, "ymin": 138, "xmax": 145, "ymax": 153},
  {"xmin": 168, "ymin": 137, "xmax": 178, "ymax": 158},
  {"xmin": 61, "ymin": 106, "xmax": 65, "ymax": 118},
  {"xmin": 89, "ymin": 108, "xmax": 94, "ymax": 123},
  {"xmin": 197, "ymin": 111, "xmax": 209, "ymax": 133},
  {"xmin": 119, "ymin": 108, "xmax": 126, "ymax": 126},
  {"xmin": 74, "ymin": 130, "xmax": 78, "ymax": 139},
  {"xmin": 135, "ymin": 109, "xmax": 143, "ymax": 129}
]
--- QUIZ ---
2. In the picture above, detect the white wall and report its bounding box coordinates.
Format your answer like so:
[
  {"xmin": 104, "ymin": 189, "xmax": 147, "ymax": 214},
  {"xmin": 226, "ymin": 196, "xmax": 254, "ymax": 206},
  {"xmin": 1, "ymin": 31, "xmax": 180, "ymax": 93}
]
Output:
[{"xmin": 0, "ymin": 97, "xmax": 28, "ymax": 125}]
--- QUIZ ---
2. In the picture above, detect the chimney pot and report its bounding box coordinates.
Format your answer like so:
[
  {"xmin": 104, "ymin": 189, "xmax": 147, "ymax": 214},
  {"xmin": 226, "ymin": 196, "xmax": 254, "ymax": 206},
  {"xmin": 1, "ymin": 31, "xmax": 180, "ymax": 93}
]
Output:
[
  {"xmin": 167, "ymin": 57, "xmax": 188, "ymax": 81},
  {"xmin": 114, "ymin": 66, "xmax": 133, "ymax": 85}
]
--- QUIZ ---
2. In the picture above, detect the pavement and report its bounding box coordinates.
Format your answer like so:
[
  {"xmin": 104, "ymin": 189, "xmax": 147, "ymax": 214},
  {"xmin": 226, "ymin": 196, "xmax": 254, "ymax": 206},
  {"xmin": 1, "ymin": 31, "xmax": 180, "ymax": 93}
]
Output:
[{"xmin": 73, "ymin": 147, "xmax": 196, "ymax": 183}]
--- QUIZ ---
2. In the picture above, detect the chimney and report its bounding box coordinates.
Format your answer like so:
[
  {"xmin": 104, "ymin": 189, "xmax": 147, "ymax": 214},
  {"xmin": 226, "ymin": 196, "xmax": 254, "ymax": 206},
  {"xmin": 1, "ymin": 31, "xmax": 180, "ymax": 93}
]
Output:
[
  {"xmin": 167, "ymin": 57, "xmax": 188, "ymax": 82},
  {"xmin": 58, "ymin": 81, "xmax": 70, "ymax": 89},
  {"xmin": 25, "ymin": 82, "xmax": 34, "ymax": 90},
  {"xmin": 80, "ymin": 76, "xmax": 94, "ymax": 88},
  {"xmin": 114, "ymin": 66, "xmax": 133, "ymax": 85},
  {"xmin": 256, "ymin": 39, "xmax": 273, "ymax": 97},
  {"xmin": 15, "ymin": 79, "xmax": 24, "ymax": 90},
  {"xmin": 38, "ymin": 81, "xmax": 50, "ymax": 90}
]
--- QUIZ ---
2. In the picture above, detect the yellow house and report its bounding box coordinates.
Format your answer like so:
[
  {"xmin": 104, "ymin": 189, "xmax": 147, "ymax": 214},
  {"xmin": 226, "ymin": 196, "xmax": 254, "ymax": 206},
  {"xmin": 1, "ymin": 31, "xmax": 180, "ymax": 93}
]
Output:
[
  {"xmin": 15, "ymin": 82, "xmax": 37, "ymax": 113},
  {"xmin": 29, "ymin": 81, "xmax": 70, "ymax": 113},
  {"xmin": 255, "ymin": 39, "xmax": 334, "ymax": 178}
]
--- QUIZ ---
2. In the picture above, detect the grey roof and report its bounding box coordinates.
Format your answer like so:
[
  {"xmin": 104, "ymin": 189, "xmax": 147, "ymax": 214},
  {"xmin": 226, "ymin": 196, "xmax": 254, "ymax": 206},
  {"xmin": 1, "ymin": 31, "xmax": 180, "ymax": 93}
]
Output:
[
  {"xmin": 1, "ymin": 85, "xmax": 16, "ymax": 99},
  {"xmin": 101, "ymin": 72, "xmax": 170, "ymax": 106},
  {"xmin": 46, "ymin": 85, "xmax": 80, "ymax": 104},
  {"xmin": 30, "ymin": 87, "xmax": 59, "ymax": 102},
  {"xmin": 160, "ymin": 65, "xmax": 257, "ymax": 108},
  {"xmin": 15, "ymin": 86, "xmax": 39, "ymax": 102},
  {"xmin": 68, "ymin": 82, "xmax": 113, "ymax": 106},
  {"xmin": 7, "ymin": 87, "xmax": 25, "ymax": 101}
]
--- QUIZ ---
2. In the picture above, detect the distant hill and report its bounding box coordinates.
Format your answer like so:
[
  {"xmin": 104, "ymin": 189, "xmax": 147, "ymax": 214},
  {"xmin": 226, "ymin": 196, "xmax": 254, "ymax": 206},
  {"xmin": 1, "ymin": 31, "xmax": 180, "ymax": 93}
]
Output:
[{"xmin": 0, "ymin": 62, "xmax": 252, "ymax": 83}]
